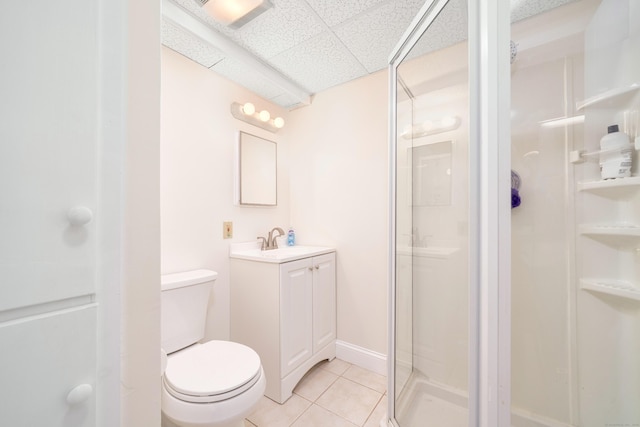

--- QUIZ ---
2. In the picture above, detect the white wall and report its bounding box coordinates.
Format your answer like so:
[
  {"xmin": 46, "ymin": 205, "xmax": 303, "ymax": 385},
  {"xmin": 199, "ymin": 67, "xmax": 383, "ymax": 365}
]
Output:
[
  {"xmin": 284, "ymin": 71, "xmax": 389, "ymax": 356},
  {"xmin": 121, "ymin": 0, "xmax": 161, "ymax": 425},
  {"xmin": 162, "ymin": 47, "xmax": 390, "ymax": 358},
  {"xmin": 161, "ymin": 47, "xmax": 290, "ymax": 340}
]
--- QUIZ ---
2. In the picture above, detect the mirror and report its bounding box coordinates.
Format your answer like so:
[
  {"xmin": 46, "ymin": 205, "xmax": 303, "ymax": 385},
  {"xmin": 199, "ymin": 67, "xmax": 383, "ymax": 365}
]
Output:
[
  {"xmin": 411, "ymin": 141, "xmax": 452, "ymax": 206},
  {"xmin": 237, "ymin": 131, "xmax": 277, "ymax": 206}
]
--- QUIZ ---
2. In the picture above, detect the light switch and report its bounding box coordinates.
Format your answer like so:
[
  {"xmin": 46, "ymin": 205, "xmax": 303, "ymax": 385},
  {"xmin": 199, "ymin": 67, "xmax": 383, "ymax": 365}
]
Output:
[{"xmin": 223, "ymin": 221, "xmax": 233, "ymax": 239}]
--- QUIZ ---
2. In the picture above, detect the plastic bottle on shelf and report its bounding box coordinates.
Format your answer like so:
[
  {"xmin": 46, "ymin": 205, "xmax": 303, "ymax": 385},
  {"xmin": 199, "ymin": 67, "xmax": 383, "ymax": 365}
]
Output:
[
  {"xmin": 599, "ymin": 124, "xmax": 632, "ymax": 179},
  {"xmin": 287, "ymin": 227, "xmax": 295, "ymax": 246}
]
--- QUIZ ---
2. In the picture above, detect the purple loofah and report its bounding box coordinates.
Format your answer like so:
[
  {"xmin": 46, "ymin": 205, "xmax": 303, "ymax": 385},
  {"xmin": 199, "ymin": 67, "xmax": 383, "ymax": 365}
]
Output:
[{"xmin": 511, "ymin": 188, "xmax": 521, "ymax": 209}]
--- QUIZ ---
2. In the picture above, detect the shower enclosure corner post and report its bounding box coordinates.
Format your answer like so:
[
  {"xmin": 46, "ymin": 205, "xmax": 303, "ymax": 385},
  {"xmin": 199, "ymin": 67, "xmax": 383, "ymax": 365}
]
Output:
[
  {"xmin": 471, "ymin": 0, "xmax": 512, "ymax": 425},
  {"xmin": 387, "ymin": 59, "xmax": 399, "ymax": 427}
]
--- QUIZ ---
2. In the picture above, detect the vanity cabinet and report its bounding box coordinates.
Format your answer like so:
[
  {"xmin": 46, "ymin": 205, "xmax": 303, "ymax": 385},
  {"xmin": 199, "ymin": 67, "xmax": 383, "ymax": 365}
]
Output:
[{"xmin": 230, "ymin": 251, "xmax": 336, "ymax": 403}]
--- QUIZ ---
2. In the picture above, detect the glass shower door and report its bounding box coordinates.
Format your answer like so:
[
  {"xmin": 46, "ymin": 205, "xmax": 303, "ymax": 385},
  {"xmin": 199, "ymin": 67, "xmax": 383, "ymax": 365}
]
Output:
[{"xmin": 391, "ymin": 0, "xmax": 470, "ymax": 425}]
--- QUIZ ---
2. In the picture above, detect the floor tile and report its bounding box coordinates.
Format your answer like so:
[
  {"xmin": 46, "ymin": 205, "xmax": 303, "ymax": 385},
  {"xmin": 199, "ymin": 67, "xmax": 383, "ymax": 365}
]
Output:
[
  {"xmin": 294, "ymin": 365, "xmax": 339, "ymax": 402},
  {"xmin": 363, "ymin": 393, "xmax": 387, "ymax": 427},
  {"xmin": 343, "ymin": 364, "xmax": 387, "ymax": 394},
  {"xmin": 316, "ymin": 377, "xmax": 383, "ymax": 426},
  {"xmin": 319, "ymin": 358, "xmax": 351, "ymax": 376},
  {"xmin": 246, "ymin": 394, "xmax": 311, "ymax": 427},
  {"xmin": 291, "ymin": 404, "xmax": 359, "ymax": 427}
]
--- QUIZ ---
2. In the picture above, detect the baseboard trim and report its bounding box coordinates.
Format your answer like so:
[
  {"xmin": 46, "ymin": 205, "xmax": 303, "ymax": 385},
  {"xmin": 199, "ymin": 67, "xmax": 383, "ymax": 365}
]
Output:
[{"xmin": 335, "ymin": 340, "xmax": 387, "ymax": 376}]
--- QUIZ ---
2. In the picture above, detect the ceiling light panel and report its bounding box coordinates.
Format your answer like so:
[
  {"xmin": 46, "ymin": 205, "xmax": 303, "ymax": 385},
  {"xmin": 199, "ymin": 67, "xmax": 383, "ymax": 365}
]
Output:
[{"xmin": 200, "ymin": 0, "xmax": 273, "ymax": 28}]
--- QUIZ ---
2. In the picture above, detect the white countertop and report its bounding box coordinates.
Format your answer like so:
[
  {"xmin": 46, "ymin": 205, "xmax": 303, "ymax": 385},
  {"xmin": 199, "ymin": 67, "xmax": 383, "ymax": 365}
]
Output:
[{"xmin": 230, "ymin": 242, "xmax": 335, "ymax": 264}]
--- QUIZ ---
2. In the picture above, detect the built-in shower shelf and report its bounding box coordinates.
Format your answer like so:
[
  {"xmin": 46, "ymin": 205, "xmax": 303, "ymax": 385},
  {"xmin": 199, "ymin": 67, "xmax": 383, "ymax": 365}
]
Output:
[
  {"xmin": 576, "ymin": 82, "xmax": 640, "ymax": 110},
  {"xmin": 579, "ymin": 224, "xmax": 640, "ymax": 238},
  {"xmin": 577, "ymin": 176, "xmax": 640, "ymax": 192},
  {"xmin": 578, "ymin": 144, "xmax": 635, "ymax": 161},
  {"xmin": 580, "ymin": 279, "xmax": 640, "ymax": 302}
]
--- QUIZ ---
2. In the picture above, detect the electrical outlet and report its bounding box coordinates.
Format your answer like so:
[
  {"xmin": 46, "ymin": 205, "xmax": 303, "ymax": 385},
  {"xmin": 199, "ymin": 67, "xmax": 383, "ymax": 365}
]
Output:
[{"xmin": 223, "ymin": 221, "xmax": 233, "ymax": 239}]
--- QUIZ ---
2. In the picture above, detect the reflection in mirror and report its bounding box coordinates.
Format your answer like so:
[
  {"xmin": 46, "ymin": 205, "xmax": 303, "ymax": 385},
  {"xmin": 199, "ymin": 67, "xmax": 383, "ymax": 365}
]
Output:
[
  {"xmin": 411, "ymin": 141, "xmax": 452, "ymax": 206},
  {"xmin": 237, "ymin": 131, "xmax": 277, "ymax": 206}
]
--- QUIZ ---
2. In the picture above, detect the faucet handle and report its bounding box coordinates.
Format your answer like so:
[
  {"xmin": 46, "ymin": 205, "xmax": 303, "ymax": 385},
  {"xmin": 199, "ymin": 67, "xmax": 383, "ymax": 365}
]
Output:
[{"xmin": 257, "ymin": 236, "xmax": 267, "ymax": 250}]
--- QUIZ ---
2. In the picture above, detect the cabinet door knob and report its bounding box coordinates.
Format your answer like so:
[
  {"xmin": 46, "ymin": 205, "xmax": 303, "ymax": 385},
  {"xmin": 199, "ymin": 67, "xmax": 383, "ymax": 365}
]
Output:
[
  {"xmin": 66, "ymin": 383, "xmax": 93, "ymax": 405},
  {"xmin": 308, "ymin": 267, "xmax": 313, "ymax": 271},
  {"xmin": 67, "ymin": 206, "xmax": 93, "ymax": 226},
  {"xmin": 315, "ymin": 265, "xmax": 320, "ymax": 270}
]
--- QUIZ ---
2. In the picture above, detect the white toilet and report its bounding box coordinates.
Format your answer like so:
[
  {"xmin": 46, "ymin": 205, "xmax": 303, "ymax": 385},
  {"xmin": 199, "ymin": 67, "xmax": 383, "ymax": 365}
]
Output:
[{"xmin": 161, "ymin": 269, "xmax": 266, "ymax": 427}]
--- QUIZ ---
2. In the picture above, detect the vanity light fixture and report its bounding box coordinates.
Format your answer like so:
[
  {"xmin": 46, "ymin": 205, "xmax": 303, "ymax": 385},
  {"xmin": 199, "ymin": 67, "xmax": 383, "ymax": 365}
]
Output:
[
  {"xmin": 401, "ymin": 115, "xmax": 461, "ymax": 139},
  {"xmin": 195, "ymin": 0, "xmax": 273, "ymax": 29},
  {"xmin": 231, "ymin": 102, "xmax": 285, "ymax": 133}
]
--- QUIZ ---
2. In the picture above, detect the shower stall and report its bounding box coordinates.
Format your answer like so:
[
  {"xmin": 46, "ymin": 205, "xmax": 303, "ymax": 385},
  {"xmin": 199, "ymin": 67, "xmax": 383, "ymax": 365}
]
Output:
[{"xmin": 388, "ymin": 0, "xmax": 640, "ymax": 426}]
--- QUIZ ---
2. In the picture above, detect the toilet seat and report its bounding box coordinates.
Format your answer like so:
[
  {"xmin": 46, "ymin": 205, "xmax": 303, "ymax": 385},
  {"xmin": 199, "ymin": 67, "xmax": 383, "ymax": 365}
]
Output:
[{"xmin": 164, "ymin": 340, "xmax": 262, "ymax": 404}]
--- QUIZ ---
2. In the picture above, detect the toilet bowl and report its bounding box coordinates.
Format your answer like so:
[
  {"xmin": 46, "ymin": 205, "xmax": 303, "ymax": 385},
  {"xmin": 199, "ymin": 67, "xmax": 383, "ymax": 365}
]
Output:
[
  {"xmin": 161, "ymin": 270, "xmax": 266, "ymax": 427},
  {"xmin": 161, "ymin": 341, "xmax": 265, "ymax": 427}
]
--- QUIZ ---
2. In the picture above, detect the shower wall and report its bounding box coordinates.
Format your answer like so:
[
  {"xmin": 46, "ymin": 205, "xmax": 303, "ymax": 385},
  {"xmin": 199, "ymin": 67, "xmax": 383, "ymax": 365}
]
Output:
[{"xmin": 510, "ymin": 46, "xmax": 584, "ymax": 425}]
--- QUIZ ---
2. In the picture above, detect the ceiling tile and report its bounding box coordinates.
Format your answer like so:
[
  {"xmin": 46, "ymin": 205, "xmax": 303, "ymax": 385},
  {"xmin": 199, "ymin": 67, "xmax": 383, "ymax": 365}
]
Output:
[
  {"xmin": 231, "ymin": 0, "xmax": 326, "ymax": 59},
  {"xmin": 161, "ymin": 18, "xmax": 226, "ymax": 68},
  {"xmin": 405, "ymin": 0, "xmax": 467, "ymax": 63},
  {"xmin": 303, "ymin": 0, "xmax": 388, "ymax": 27},
  {"xmin": 270, "ymin": 31, "xmax": 368, "ymax": 93},
  {"xmin": 333, "ymin": 0, "xmax": 426, "ymax": 73}
]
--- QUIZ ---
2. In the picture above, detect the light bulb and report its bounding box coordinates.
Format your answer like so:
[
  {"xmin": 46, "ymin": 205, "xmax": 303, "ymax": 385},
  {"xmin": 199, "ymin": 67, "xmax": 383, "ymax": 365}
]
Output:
[
  {"xmin": 242, "ymin": 102, "xmax": 255, "ymax": 116},
  {"xmin": 273, "ymin": 117, "xmax": 285, "ymax": 128},
  {"xmin": 259, "ymin": 110, "xmax": 270, "ymax": 122}
]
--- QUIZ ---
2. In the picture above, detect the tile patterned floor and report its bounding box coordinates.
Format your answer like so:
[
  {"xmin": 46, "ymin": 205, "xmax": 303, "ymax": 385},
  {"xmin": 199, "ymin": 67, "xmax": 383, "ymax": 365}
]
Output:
[{"xmin": 244, "ymin": 359, "xmax": 387, "ymax": 427}]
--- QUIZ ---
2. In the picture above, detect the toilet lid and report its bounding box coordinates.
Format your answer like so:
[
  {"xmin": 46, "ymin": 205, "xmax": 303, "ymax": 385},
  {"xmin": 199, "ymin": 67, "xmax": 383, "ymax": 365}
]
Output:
[{"xmin": 164, "ymin": 340, "xmax": 262, "ymax": 403}]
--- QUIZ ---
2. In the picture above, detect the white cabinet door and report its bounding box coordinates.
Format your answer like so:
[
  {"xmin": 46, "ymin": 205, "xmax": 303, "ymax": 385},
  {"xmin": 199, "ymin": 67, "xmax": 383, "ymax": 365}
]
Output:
[
  {"xmin": 0, "ymin": 0, "xmax": 118, "ymax": 425},
  {"xmin": 280, "ymin": 258, "xmax": 314, "ymax": 376},
  {"xmin": 312, "ymin": 253, "xmax": 336, "ymax": 353},
  {"xmin": 0, "ymin": 306, "xmax": 96, "ymax": 426}
]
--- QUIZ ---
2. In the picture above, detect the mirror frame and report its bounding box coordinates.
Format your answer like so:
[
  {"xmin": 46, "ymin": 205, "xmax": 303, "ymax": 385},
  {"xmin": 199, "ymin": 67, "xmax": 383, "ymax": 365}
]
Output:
[{"xmin": 236, "ymin": 131, "xmax": 277, "ymax": 206}]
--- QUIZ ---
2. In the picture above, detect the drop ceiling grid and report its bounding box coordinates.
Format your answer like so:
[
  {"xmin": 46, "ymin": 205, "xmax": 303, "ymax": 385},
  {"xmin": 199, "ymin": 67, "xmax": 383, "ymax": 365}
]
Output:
[
  {"xmin": 302, "ymin": 0, "xmax": 390, "ymax": 27},
  {"xmin": 332, "ymin": 0, "xmax": 427, "ymax": 73},
  {"xmin": 269, "ymin": 31, "xmax": 369, "ymax": 93}
]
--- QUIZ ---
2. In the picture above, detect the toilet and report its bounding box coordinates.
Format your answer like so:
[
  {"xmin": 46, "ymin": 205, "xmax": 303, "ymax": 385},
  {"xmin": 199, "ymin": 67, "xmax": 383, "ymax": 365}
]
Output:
[{"xmin": 161, "ymin": 269, "xmax": 266, "ymax": 427}]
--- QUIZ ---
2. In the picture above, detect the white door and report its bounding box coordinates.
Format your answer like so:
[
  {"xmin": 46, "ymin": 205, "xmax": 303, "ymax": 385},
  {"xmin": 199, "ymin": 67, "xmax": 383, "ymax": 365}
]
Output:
[
  {"xmin": 280, "ymin": 258, "xmax": 314, "ymax": 376},
  {"xmin": 0, "ymin": 0, "xmax": 115, "ymax": 425},
  {"xmin": 312, "ymin": 253, "xmax": 336, "ymax": 353}
]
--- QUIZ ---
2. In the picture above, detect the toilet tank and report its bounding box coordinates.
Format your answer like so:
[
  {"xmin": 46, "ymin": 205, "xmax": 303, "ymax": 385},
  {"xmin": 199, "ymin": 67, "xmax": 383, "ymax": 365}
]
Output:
[{"xmin": 161, "ymin": 269, "xmax": 217, "ymax": 354}]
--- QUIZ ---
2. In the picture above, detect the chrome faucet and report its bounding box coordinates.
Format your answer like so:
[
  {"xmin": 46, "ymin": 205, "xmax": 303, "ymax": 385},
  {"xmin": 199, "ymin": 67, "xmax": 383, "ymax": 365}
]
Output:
[{"xmin": 266, "ymin": 227, "xmax": 285, "ymax": 250}]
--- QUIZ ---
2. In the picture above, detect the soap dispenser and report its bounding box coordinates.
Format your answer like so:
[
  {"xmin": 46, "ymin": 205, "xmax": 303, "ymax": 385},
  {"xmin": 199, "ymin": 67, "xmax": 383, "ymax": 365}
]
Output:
[{"xmin": 287, "ymin": 227, "xmax": 295, "ymax": 246}]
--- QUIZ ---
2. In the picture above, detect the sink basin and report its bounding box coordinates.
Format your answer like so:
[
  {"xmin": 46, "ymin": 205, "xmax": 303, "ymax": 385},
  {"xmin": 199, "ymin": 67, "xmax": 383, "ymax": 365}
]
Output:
[{"xmin": 230, "ymin": 244, "xmax": 335, "ymax": 263}]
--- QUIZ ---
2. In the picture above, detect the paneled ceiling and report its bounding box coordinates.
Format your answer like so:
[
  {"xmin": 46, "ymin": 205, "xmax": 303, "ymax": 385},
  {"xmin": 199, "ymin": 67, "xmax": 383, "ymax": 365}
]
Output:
[{"xmin": 161, "ymin": 0, "xmax": 578, "ymax": 109}]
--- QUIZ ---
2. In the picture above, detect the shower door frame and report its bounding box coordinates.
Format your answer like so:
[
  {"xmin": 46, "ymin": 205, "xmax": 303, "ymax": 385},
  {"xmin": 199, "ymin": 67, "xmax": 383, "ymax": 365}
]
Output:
[{"xmin": 387, "ymin": 0, "xmax": 512, "ymax": 425}]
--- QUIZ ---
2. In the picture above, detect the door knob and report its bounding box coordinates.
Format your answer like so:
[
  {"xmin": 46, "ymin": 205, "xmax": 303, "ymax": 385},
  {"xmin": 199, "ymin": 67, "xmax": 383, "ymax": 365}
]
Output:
[
  {"xmin": 67, "ymin": 206, "xmax": 93, "ymax": 226},
  {"xmin": 66, "ymin": 383, "xmax": 93, "ymax": 405}
]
